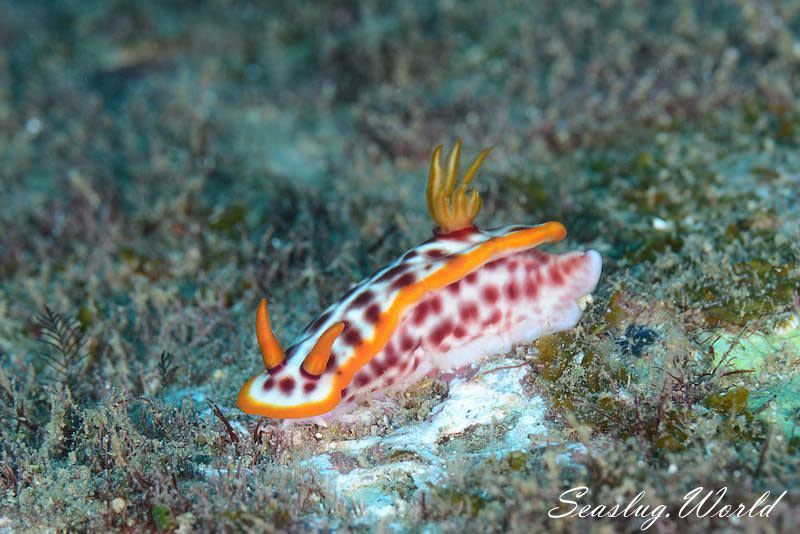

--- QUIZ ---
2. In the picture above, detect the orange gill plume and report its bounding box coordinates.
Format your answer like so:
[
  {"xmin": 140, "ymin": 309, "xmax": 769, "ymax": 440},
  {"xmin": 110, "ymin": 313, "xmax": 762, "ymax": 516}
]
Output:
[
  {"xmin": 255, "ymin": 298, "xmax": 344, "ymax": 377},
  {"xmin": 427, "ymin": 140, "xmax": 491, "ymax": 234}
]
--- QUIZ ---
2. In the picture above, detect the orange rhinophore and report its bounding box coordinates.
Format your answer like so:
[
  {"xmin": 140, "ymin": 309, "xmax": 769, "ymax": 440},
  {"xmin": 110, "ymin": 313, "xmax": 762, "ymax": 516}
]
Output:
[{"xmin": 238, "ymin": 141, "xmax": 602, "ymax": 422}]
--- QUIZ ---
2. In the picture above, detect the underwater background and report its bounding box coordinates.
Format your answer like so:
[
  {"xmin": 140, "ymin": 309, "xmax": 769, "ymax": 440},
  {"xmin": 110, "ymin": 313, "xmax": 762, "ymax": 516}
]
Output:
[{"xmin": 1, "ymin": 0, "xmax": 799, "ymax": 531}]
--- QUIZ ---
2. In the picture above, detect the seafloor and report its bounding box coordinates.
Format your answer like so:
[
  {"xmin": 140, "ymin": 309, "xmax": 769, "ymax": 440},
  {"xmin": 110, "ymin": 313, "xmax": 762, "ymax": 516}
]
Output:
[{"xmin": 1, "ymin": 1, "xmax": 799, "ymax": 532}]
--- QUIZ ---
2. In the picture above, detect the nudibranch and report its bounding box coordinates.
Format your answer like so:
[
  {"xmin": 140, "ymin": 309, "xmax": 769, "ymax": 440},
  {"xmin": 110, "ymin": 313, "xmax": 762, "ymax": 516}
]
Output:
[{"xmin": 238, "ymin": 142, "xmax": 602, "ymax": 421}]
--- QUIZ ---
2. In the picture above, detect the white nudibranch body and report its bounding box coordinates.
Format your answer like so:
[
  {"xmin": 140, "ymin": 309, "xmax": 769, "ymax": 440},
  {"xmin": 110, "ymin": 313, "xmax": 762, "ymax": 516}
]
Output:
[{"xmin": 238, "ymin": 142, "xmax": 602, "ymax": 421}]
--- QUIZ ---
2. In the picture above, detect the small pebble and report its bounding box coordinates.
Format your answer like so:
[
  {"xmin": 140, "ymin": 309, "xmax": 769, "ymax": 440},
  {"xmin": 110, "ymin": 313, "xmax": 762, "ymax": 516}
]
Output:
[
  {"xmin": 25, "ymin": 117, "xmax": 42, "ymax": 135},
  {"xmin": 652, "ymin": 217, "xmax": 673, "ymax": 231},
  {"xmin": 111, "ymin": 497, "xmax": 126, "ymax": 513}
]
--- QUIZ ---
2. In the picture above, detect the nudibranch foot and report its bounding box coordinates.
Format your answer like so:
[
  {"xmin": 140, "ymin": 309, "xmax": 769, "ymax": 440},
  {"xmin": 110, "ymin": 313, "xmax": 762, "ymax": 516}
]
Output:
[{"xmin": 237, "ymin": 142, "xmax": 602, "ymax": 421}]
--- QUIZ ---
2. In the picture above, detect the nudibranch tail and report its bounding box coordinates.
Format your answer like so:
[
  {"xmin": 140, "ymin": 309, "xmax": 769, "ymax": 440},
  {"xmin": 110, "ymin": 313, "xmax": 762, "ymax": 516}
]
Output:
[
  {"xmin": 427, "ymin": 140, "xmax": 490, "ymax": 234},
  {"xmin": 256, "ymin": 299, "xmax": 285, "ymax": 371}
]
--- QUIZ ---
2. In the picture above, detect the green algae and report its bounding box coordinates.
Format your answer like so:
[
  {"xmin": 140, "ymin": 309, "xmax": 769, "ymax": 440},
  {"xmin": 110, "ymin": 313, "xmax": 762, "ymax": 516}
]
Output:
[
  {"xmin": 388, "ymin": 449, "xmax": 424, "ymax": 463},
  {"xmin": 694, "ymin": 260, "xmax": 799, "ymax": 328},
  {"xmin": 208, "ymin": 204, "xmax": 248, "ymax": 235},
  {"xmin": 504, "ymin": 450, "xmax": 530, "ymax": 472},
  {"xmin": 710, "ymin": 323, "xmax": 800, "ymax": 441},
  {"xmin": 151, "ymin": 505, "xmax": 177, "ymax": 532},
  {"xmin": 530, "ymin": 285, "xmax": 776, "ymax": 456},
  {"xmin": 430, "ymin": 486, "xmax": 487, "ymax": 518}
]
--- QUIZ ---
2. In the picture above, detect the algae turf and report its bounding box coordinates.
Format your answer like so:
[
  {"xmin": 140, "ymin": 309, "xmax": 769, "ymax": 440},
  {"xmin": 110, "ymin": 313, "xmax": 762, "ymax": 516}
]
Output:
[{"xmin": 1, "ymin": 0, "xmax": 800, "ymax": 531}]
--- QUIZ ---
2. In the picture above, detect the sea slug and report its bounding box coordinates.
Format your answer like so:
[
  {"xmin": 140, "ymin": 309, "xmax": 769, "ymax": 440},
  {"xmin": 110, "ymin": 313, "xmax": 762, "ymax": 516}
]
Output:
[{"xmin": 238, "ymin": 142, "xmax": 602, "ymax": 421}]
